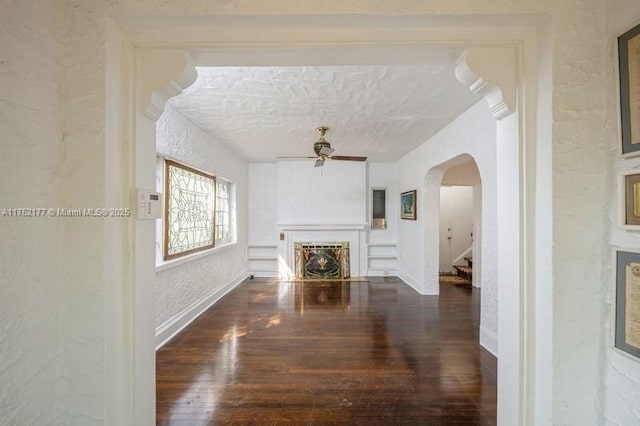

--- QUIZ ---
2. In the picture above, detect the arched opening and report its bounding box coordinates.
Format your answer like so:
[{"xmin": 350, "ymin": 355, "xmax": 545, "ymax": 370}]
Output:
[
  {"xmin": 423, "ymin": 151, "xmax": 498, "ymax": 357},
  {"xmin": 439, "ymin": 158, "xmax": 481, "ymax": 287},
  {"xmin": 106, "ymin": 16, "xmax": 547, "ymax": 425}
]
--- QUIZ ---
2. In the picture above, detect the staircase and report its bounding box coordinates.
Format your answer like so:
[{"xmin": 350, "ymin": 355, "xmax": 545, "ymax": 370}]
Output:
[
  {"xmin": 453, "ymin": 257, "xmax": 473, "ymax": 282},
  {"xmin": 439, "ymin": 257, "xmax": 473, "ymax": 285}
]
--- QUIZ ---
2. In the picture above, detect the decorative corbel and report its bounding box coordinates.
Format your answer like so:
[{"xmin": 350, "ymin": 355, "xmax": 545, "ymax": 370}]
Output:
[
  {"xmin": 455, "ymin": 48, "xmax": 517, "ymax": 120},
  {"xmin": 137, "ymin": 50, "xmax": 198, "ymax": 121}
]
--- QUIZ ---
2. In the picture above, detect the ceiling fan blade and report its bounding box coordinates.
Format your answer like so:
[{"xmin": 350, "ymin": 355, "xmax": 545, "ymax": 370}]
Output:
[
  {"xmin": 277, "ymin": 156, "xmax": 318, "ymax": 159},
  {"xmin": 314, "ymin": 158, "xmax": 325, "ymax": 168},
  {"xmin": 329, "ymin": 155, "xmax": 367, "ymax": 162},
  {"xmin": 319, "ymin": 146, "xmax": 335, "ymax": 156}
]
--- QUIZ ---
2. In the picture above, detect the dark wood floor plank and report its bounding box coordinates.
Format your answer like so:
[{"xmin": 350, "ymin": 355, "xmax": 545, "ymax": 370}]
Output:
[{"xmin": 156, "ymin": 277, "xmax": 496, "ymax": 425}]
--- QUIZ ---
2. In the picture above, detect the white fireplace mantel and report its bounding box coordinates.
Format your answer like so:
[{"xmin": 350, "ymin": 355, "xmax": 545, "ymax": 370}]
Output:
[
  {"xmin": 277, "ymin": 222, "xmax": 368, "ymax": 278},
  {"xmin": 278, "ymin": 222, "xmax": 368, "ymax": 231}
]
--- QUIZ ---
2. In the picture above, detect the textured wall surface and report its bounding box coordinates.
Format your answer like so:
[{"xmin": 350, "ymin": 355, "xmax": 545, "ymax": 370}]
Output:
[
  {"xmin": 0, "ymin": 1, "xmax": 65, "ymax": 424},
  {"xmin": 604, "ymin": 1, "xmax": 640, "ymax": 425},
  {"xmin": 248, "ymin": 163, "xmax": 279, "ymax": 245},
  {"xmin": 277, "ymin": 160, "xmax": 366, "ymax": 225},
  {"xmin": 155, "ymin": 104, "xmax": 248, "ymax": 329},
  {"xmin": 546, "ymin": 1, "xmax": 608, "ymax": 423},
  {"xmin": 398, "ymin": 101, "xmax": 498, "ymax": 336},
  {"xmin": 60, "ymin": 1, "xmax": 112, "ymax": 422}
]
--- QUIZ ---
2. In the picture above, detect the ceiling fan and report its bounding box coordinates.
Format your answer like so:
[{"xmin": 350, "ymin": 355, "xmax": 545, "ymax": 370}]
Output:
[{"xmin": 280, "ymin": 127, "xmax": 367, "ymax": 167}]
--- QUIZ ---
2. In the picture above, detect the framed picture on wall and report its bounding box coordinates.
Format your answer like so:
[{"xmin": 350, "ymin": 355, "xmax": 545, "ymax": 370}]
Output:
[
  {"xmin": 618, "ymin": 169, "xmax": 640, "ymax": 230},
  {"xmin": 614, "ymin": 249, "xmax": 640, "ymax": 360},
  {"xmin": 618, "ymin": 22, "xmax": 640, "ymax": 156},
  {"xmin": 400, "ymin": 190, "xmax": 416, "ymax": 220}
]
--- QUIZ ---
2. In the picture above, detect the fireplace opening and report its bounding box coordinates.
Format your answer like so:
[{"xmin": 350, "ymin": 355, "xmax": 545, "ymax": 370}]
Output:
[{"xmin": 294, "ymin": 242, "xmax": 350, "ymax": 279}]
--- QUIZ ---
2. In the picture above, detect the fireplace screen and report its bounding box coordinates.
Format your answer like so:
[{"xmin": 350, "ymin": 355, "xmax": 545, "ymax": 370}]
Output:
[{"xmin": 294, "ymin": 242, "xmax": 350, "ymax": 279}]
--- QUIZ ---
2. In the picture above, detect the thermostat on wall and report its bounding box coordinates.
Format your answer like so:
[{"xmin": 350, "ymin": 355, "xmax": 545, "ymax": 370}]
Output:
[{"xmin": 137, "ymin": 189, "xmax": 162, "ymax": 219}]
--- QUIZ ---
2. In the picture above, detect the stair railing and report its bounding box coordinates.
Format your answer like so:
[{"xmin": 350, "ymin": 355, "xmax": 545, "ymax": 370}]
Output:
[{"xmin": 452, "ymin": 246, "xmax": 473, "ymax": 266}]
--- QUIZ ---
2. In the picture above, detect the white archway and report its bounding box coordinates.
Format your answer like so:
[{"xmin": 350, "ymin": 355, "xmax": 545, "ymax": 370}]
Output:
[
  {"xmin": 104, "ymin": 15, "xmax": 548, "ymax": 425},
  {"xmin": 436, "ymin": 157, "xmax": 483, "ymax": 286},
  {"xmin": 424, "ymin": 155, "xmax": 481, "ymax": 292},
  {"xmin": 425, "ymin": 154, "xmax": 483, "ymax": 285},
  {"xmin": 424, "ymin": 150, "xmax": 498, "ymax": 354}
]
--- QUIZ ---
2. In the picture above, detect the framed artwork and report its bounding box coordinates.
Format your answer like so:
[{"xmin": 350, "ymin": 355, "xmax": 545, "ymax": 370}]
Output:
[
  {"xmin": 618, "ymin": 22, "xmax": 640, "ymax": 156},
  {"xmin": 618, "ymin": 169, "xmax": 640, "ymax": 229},
  {"xmin": 400, "ymin": 190, "xmax": 416, "ymax": 220},
  {"xmin": 614, "ymin": 249, "xmax": 640, "ymax": 360}
]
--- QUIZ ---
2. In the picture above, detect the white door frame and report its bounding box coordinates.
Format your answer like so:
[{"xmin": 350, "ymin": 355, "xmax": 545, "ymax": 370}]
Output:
[{"xmin": 104, "ymin": 15, "xmax": 548, "ymax": 426}]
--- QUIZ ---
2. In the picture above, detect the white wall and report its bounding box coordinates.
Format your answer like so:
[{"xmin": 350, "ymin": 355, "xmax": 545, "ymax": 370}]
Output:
[
  {"xmin": 278, "ymin": 160, "xmax": 366, "ymax": 225},
  {"xmin": 441, "ymin": 160, "xmax": 481, "ymax": 186},
  {"xmin": 0, "ymin": 2, "xmax": 65, "ymax": 424},
  {"xmin": 248, "ymin": 163, "xmax": 279, "ymax": 244},
  {"xmin": 604, "ymin": 2, "xmax": 640, "ymax": 425},
  {"xmin": 397, "ymin": 101, "xmax": 498, "ymax": 346},
  {"xmin": 154, "ymin": 104, "xmax": 248, "ymax": 345},
  {"xmin": 247, "ymin": 163, "xmax": 279, "ymax": 276}
]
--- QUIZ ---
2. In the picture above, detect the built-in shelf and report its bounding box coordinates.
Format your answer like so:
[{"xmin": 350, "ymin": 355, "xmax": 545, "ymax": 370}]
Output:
[
  {"xmin": 248, "ymin": 256, "xmax": 278, "ymax": 261},
  {"xmin": 366, "ymin": 242, "xmax": 397, "ymax": 276},
  {"xmin": 248, "ymin": 244, "xmax": 279, "ymax": 278}
]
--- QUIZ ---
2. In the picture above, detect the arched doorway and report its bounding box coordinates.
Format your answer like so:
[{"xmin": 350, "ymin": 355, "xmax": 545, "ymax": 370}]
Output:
[
  {"xmin": 423, "ymin": 151, "xmax": 498, "ymax": 358},
  {"xmin": 439, "ymin": 158, "xmax": 481, "ymax": 288},
  {"xmin": 105, "ymin": 16, "xmax": 547, "ymax": 425}
]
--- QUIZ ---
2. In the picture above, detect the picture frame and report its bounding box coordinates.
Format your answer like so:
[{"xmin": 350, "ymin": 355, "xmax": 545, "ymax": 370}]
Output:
[
  {"xmin": 614, "ymin": 249, "xmax": 640, "ymax": 360},
  {"xmin": 618, "ymin": 169, "xmax": 640, "ymax": 230},
  {"xmin": 400, "ymin": 190, "xmax": 417, "ymax": 220},
  {"xmin": 618, "ymin": 22, "xmax": 640, "ymax": 157}
]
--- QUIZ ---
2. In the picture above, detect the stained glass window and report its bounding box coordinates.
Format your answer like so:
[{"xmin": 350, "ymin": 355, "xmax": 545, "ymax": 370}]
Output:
[
  {"xmin": 215, "ymin": 180, "xmax": 231, "ymax": 243},
  {"xmin": 164, "ymin": 160, "xmax": 216, "ymax": 259}
]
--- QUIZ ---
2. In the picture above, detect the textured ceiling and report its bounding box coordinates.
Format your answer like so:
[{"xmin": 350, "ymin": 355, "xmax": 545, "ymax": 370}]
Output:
[{"xmin": 168, "ymin": 64, "xmax": 481, "ymax": 162}]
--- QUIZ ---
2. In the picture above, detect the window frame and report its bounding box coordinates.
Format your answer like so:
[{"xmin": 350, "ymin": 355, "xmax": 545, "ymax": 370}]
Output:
[
  {"xmin": 163, "ymin": 159, "xmax": 217, "ymax": 260},
  {"xmin": 214, "ymin": 179, "xmax": 232, "ymax": 245}
]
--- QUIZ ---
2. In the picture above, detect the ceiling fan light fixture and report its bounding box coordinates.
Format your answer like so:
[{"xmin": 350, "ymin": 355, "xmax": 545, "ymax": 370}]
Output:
[
  {"xmin": 313, "ymin": 127, "xmax": 332, "ymax": 156},
  {"xmin": 278, "ymin": 126, "xmax": 366, "ymax": 167}
]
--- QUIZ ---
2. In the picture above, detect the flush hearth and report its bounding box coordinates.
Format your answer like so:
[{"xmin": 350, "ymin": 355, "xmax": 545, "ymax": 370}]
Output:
[{"xmin": 294, "ymin": 242, "xmax": 350, "ymax": 279}]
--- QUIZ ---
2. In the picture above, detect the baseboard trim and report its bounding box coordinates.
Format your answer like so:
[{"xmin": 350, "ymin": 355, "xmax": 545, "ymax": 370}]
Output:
[
  {"xmin": 366, "ymin": 269, "xmax": 398, "ymax": 277},
  {"xmin": 249, "ymin": 271, "xmax": 278, "ymax": 278},
  {"xmin": 397, "ymin": 269, "xmax": 422, "ymax": 294},
  {"xmin": 480, "ymin": 323, "xmax": 498, "ymax": 358},
  {"xmin": 155, "ymin": 271, "xmax": 247, "ymax": 350}
]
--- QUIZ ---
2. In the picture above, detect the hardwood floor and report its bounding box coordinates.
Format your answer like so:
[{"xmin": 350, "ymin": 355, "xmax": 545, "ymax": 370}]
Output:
[{"xmin": 156, "ymin": 277, "xmax": 497, "ymax": 425}]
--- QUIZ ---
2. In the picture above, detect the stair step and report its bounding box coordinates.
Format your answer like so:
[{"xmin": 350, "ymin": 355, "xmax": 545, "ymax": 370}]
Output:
[
  {"xmin": 453, "ymin": 265, "xmax": 473, "ymax": 280},
  {"xmin": 464, "ymin": 257, "xmax": 473, "ymax": 267}
]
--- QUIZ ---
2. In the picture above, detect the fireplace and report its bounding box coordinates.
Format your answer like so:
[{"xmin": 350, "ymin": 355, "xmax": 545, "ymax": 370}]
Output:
[{"xmin": 294, "ymin": 242, "xmax": 350, "ymax": 279}]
